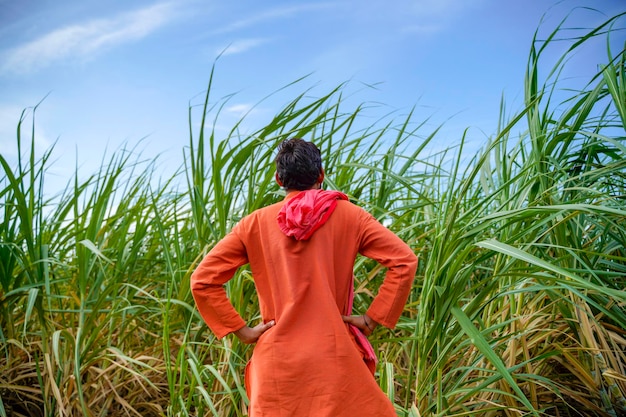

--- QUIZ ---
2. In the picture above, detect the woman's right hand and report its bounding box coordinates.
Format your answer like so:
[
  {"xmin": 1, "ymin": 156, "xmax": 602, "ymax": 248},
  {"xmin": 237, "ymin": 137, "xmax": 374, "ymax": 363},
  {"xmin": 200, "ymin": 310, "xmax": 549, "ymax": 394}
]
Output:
[{"xmin": 342, "ymin": 314, "xmax": 377, "ymax": 337}]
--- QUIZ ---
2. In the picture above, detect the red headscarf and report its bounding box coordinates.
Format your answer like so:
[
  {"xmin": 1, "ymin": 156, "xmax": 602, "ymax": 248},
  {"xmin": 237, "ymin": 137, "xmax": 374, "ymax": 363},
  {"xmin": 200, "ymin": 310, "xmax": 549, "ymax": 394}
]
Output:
[{"xmin": 277, "ymin": 189, "xmax": 348, "ymax": 240}]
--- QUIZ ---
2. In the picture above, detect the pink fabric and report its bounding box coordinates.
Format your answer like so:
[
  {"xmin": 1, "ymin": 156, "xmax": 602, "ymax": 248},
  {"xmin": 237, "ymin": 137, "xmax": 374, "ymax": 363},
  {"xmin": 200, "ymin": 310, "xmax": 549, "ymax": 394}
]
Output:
[
  {"xmin": 347, "ymin": 276, "xmax": 378, "ymax": 370},
  {"xmin": 277, "ymin": 189, "xmax": 348, "ymax": 240}
]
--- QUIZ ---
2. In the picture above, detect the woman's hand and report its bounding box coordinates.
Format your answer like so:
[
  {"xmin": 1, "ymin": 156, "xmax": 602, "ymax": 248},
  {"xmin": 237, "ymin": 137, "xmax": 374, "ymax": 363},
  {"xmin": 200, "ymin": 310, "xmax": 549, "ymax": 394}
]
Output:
[
  {"xmin": 234, "ymin": 320, "xmax": 275, "ymax": 344},
  {"xmin": 342, "ymin": 314, "xmax": 378, "ymax": 337}
]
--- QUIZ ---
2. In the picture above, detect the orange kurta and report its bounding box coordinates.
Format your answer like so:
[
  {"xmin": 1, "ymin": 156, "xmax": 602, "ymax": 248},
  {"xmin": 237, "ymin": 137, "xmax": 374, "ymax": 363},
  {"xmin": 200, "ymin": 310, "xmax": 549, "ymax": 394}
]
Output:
[{"xmin": 191, "ymin": 192, "xmax": 418, "ymax": 416}]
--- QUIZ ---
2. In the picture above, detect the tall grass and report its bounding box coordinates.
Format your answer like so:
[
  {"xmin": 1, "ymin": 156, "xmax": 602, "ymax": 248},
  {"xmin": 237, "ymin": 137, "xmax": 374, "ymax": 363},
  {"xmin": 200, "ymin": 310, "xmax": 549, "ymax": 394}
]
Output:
[{"xmin": 1, "ymin": 8, "xmax": 625, "ymax": 417}]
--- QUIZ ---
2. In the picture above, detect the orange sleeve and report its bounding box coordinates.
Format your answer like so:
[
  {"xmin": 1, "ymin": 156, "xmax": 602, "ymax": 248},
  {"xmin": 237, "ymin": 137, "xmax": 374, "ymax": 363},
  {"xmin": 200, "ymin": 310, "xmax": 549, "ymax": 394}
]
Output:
[
  {"xmin": 357, "ymin": 210, "xmax": 418, "ymax": 329},
  {"xmin": 190, "ymin": 226, "xmax": 249, "ymax": 339}
]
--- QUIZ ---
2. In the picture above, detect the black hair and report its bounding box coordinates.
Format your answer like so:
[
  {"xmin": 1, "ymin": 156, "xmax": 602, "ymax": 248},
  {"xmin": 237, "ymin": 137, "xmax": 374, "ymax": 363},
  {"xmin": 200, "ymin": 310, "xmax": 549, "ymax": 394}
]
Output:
[{"xmin": 274, "ymin": 138, "xmax": 322, "ymax": 190}]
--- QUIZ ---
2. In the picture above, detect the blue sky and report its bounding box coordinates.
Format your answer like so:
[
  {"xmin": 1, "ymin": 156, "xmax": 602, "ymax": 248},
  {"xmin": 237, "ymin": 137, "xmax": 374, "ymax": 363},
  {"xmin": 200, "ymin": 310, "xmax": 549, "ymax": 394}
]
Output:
[{"xmin": 1, "ymin": 0, "xmax": 624, "ymax": 192}]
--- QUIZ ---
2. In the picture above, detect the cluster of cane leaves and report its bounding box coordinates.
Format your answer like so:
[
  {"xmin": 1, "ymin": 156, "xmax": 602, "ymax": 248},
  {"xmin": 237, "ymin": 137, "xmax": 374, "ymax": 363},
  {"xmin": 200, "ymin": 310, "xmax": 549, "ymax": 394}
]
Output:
[
  {"xmin": 433, "ymin": 16, "xmax": 622, "ymax": 417},
  {"xmin": 385, "ymin": 12, "xmax": 626, "ymax": 417},
  {"xmin": 1, "ymin": 7, "xmax": 625, "ymax": 417}
]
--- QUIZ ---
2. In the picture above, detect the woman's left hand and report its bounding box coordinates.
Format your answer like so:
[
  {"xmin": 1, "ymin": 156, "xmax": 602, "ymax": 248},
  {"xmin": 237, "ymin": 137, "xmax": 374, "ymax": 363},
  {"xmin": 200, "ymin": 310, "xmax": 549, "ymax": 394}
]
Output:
[{"xmin": 234, "ymin": 320, "xmax": 275, "ymax": 344}]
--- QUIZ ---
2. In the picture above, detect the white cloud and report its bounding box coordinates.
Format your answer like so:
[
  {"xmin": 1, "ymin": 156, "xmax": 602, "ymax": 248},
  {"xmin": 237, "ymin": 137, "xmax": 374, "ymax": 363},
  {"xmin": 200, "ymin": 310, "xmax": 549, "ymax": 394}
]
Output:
[
  {"xmin": 1, "ymin": 2, "xmax": 176, "ymax": 75},
  {"xmin": 226, "ymin": 103, "xmax": 253, "ymax": 115},
  {"xmin": 208, "ymin": 3, "xmax": 336, "ymax": 58},
  {"xmin": 213, "ymin": 3, "xmax": 335, "ymax": 34},
  {"xmin": 218, "ymin": 38, "xmax": 270, "ymax": 56}
]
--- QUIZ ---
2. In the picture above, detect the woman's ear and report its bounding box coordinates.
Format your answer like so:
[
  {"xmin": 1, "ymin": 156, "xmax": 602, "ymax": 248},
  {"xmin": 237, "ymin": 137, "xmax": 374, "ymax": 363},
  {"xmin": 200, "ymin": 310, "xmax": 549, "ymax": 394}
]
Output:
[{"xmin": 275, "ymin": 172, "xmax": 284, "ymax": 187}]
